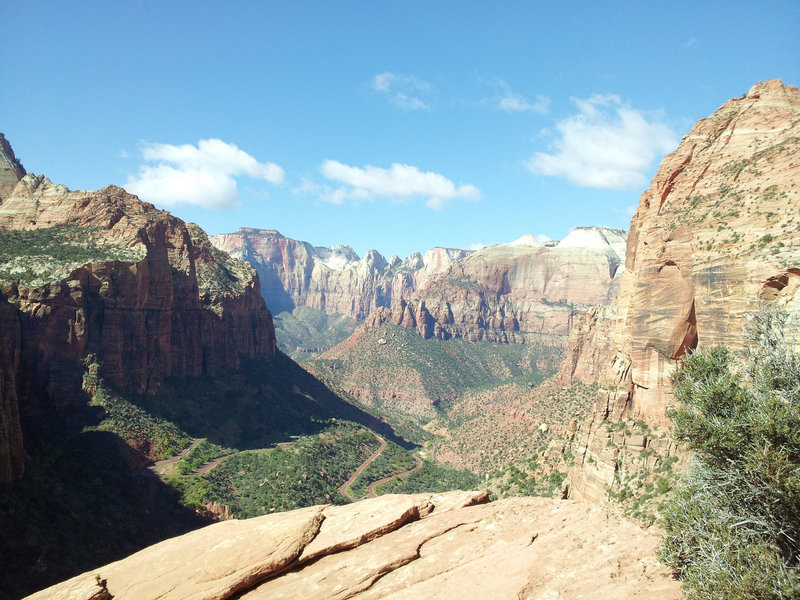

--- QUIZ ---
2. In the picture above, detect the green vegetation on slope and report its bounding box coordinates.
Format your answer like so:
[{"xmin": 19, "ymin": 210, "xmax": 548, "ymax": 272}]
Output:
[
  {"xmin": 0, "ymin": 225, "xmax": 145, "ymax": 286},
  {"xmin": 273, "ymin": 306, "xmax": 359, "ymax": 361},
  {"xmin": 660, "ymin": 308, "xmax": 800, "ymax": 599},
  {"xmin": 169, "ymin": 422, "xmax": 380, "ymax": 516},
  {"xmin": 308, "ymin": 323, "xmax": 563, "ymax": 444},
  {"xmin": 347, "ymin": 438, "xmax": 418, "ymax": 499},
  {"xmin": 375, "ymin": 461, "xmax": 481, "ymax": 495}
]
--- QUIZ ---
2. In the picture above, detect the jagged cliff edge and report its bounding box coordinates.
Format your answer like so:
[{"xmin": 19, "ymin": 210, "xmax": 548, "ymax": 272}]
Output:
[{"xmin": 559, "ymin": 79, "xmax": 800, "ymax": 502}]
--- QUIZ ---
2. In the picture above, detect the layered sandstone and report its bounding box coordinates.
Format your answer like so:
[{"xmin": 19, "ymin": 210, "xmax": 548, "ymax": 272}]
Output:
[
  {"xmin": 211, "ymin": 228, "xmax": 469, "ymax": 317},
  {"xmin": 0, "ymin": 166, "xmax": 276, "ymax": 482},
  {"xmin": 26, "ymin": 490, "xmax": 680, "ymax": 600},
  {"xmin": 561, "ymin": 79, "xmax": 800, "ymax": 501},
  {"xmin": 213, "ymin": 227, "xmax": 627, "ymax": 344},
  {"xmin": 0, "ymin": 133, "xmax": 25, "ymax": 201},
  {"xmin": 365, "ymin": 229, "xmax": 626, "ymax": 343}
]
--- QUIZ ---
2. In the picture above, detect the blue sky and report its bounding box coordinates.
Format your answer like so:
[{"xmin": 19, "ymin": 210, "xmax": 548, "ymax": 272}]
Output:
[{"xmin": 4, "ymin": 1, "xmax": 799, "ymax": 259}]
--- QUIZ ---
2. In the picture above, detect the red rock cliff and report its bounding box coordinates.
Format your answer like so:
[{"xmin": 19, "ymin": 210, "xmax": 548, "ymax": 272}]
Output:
[
  {"xmin": 560, "ymin": 79, "xmax": 800, "ymax": 502},
  {"xmin": 0, "ymin": 172, "xmax": 276, "ymax": 482}
]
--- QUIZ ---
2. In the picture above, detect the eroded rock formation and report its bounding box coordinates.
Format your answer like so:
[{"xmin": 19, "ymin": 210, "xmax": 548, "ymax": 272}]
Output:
[
  {"xmin": 561, "ymin": 79, "xmax": 800, "ymax": 501},
  {"xmin": 218, "ymin": 227, "xmax": 628, "ymax": 346},
  {"xmin": 0, "ymin": 133, "xmax": 25, "ymax": 201},
  {"xmin": 365, "ymin": 229, "xmax": 626, "ymax": 343},
  {"xmin": 26, "ymin": 490, "xmax": 680, "ymax": 600},
  {"xmin": 0, "ymin": 158, "xmax": 276, "ymax": 482},
  {"xmin": 211, "ymin": 228, "xmax": 470, "ymax": 317}
]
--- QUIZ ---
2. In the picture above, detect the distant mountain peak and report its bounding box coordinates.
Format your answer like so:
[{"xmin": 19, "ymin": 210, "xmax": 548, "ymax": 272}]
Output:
[{"xmin": 0, "ymin": 133, "xmax": 27, "ymax": 201}]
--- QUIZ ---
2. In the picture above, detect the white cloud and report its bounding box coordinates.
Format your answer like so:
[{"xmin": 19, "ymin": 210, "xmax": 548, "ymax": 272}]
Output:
[
  {"xmin": 311, "ymin": 160, "xmax": 480, "ymax": 210},
  {"xmin": 125, "ymin": 138, "xmax": 284, "ymax": 209},
  {"xmin": 370, "ymin": 72, "xmax": 433, "ymax": 111},
  {"xmin": 526, "ymin": 95, "xmax": 678, "ymax": 190},
  {"xmin": 535, "ymin": 234, "xmax": 552, "ymax": 244},
  {"xmin": 491, "ymin": 80, "xmax": 549, "ymax": 113}
]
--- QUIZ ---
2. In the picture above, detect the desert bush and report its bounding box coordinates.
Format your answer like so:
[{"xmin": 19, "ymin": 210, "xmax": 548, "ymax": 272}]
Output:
[{"xmin": 660, "ymin": 307, "xmax": 800, "ymax": 599}]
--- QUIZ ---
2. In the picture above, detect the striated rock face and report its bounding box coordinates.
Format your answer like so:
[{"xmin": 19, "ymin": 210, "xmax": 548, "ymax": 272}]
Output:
[
  {"xmin": 561, "ymin": 79, "xmax": 800, "ymax": 501},
  {"xmin": 26, "ymin": 490, "xmax": 680, "ymax": 600},
  {"xmin": 211, "ymin": 228, "xmax": 469, "ymax": 318},
  {"xmin": 213, "ymin": 227, "xmax": 627, "ymax": 344},
  {"xmin": 0, "ymin": 167, "xmax": 276, "ymax": 482},
  {"xmin": 364, "ymin": 229, "xmax": 626, "ymax": 343},
  {"xmin": 0, "ymin": 133, "xmax": 26, "ymax": 201}
]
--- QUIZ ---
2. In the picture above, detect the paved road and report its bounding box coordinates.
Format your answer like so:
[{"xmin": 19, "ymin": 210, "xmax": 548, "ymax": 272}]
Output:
[
  {"xmin": 148, "ymin": 438, "xmax": 235, "ymax": 477},
  {"xmin": 366, "ymin": 455, "xmax": 422, "ymax": 498},
  {"xmin": 148, "ymin": 438, "xmax": 202, "ymax": 476},
  {"xmin": 337, "ymin": 433, "xmax": 387, "ymax": 501}
]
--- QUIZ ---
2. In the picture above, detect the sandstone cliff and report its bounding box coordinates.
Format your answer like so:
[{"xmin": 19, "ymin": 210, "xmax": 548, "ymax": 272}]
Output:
[
  {"xmin": 0, "ymin": 162, "xmax": 276, "ymax": 482},
  {"xmin": 26, "ymin": 490, "xmax": 680, "ymax": 600},
  {"xmin": 219, "ymin": 227, "xmax": 628, "ymax": 348},
  {"xmin": 0, "ymin": 133, "xmax": 25, "ymax": 201},
  {"xmin": 364, "ymin": 229, "xmax": 627, "ymax": 343},
  {"xmin": 560, "ymin": 79, "xmax": 800, "ymax": 502},
  {"xmin": 211, "ymin": 227, "xmax": 469, "ymax": 318}
]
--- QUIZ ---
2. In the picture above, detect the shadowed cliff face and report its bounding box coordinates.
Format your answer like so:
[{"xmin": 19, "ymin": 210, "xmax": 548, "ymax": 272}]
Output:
[
  {"xmin": 559, "ymin": 79, "xmax": 800, "ymax": 502},
  {"xmin": 0, "ymin": 172, "xmax": 276, "ymax": 482}
]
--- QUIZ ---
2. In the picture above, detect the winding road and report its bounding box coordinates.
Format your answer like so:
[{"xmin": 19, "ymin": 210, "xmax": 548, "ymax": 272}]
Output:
[
  {"xmin": 337, "ymin": 433, "xmax": 387, "ymax": 501},
  {"xmin": 337, "ymin": 434, "xmax": 424, "ymax": 501},
  {"xmin": 148, "ymin": 438, "xmax": 203, "ymax": 476},
  {"xmin": 148, "ymin": 438, "xmax": 236, "ymax": 478},
  {"xmin": 151, "ymin": 432, "xmax": 422, "ymax": 498},
  {"xmin": 365, "ymin": 455, "xmax": 422, "ymax": 498}
]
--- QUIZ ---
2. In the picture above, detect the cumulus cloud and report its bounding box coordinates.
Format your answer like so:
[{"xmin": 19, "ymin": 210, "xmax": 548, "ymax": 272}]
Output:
[
  {"xmin": 490, "ymin": 80, "xmax": 550, "ymax": 113},
  {"xmin": 126, "ymin": 138, "xmax": 284, "ymax": 209},
  {"xmin": 527, "ymin": 95, "xmax": 678, "ymax": 190},
  {"xmin": 370, "ymin": 72, "xmax": 433, "ymax": 110},
  {"xmin": 311, "ymin": 160, "xmax": 480, "ymax": 210}
]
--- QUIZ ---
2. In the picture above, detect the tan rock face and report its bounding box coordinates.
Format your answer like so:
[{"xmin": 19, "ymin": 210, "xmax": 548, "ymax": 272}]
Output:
[
  {"xmin": 0, "ymin": 171, "xmax": 276, "ymax": 481},
  {"xmin": 0, "ymin": 133, "xmax": 25, "ymax": 201},
  {"xmin": 213, "ymin": 228, "xmax": 627, "ymax": 344},
  {"xmin": 27, "ymin": 491, "xmax": 680, "ymax": 600},
  {"xmin": 396, "ymin": 230, "xmax": 626, "ymax": 343},
  {"xmin": 561, "ymin": 79, "xmax": 800, "ymax": 501},
  {"xmin": 211, "ymin": 228, "xmax": 470, "ymax": 318}
]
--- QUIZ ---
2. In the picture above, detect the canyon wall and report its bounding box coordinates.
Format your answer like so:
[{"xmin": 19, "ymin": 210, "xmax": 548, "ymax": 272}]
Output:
[
  {"xmin": 0, "ymin": 162, "xmax": 276, "ymax": 482},
  {"xmin": 211, "ymin": 228, "xmax": 469, "ymax": 318},
  {"xmin": 0, "ymin": 133, "xmax": 25, "ymax": 201},
  {"xmin": 560, "ymin": 79, "xmax": 800, "ymax": 502},
  {"xmin": 215, "ymin": 227, "xmax": 627, "ymax": 344}
]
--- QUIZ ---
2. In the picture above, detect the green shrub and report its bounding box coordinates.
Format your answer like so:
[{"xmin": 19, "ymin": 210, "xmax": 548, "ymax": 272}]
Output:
[{"xmin": 660, "ymin": 308, "xmax": 800, "ymax": 599}]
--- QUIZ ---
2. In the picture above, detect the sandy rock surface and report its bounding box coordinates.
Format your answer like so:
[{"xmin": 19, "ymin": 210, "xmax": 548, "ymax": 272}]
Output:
[{"xmin": 27, "ymin": 491, "xmax": 680, "ymax": 600}]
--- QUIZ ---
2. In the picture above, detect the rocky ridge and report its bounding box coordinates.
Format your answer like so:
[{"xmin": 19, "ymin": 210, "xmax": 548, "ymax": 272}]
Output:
[
  {"xmin": 26, "ymin": 490, "xmax": 680, "ymax": 600},
  {"xmin": 0, "ymin": 133, "xmax": 25, "ymax": 201},
  {"xmin": 211, "ymin": 227, "xmax": 470, "ymax": 317},
  {"xmin": 559, "ymin": 79, "xmax": 800, "ymax": 502},
  {"xmin": 213, "ymin": 227, "xmax": 627, "ymax": 344},
  {"xmin": 363, "ymin": 228, "xmax": 627, "ymax": 343},
  {"xmin": 0, "ymin": 145, "xmax": 276, "ymax": 482}
]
